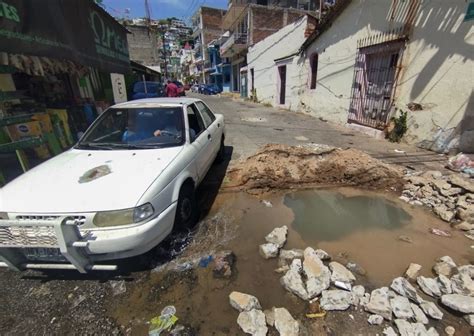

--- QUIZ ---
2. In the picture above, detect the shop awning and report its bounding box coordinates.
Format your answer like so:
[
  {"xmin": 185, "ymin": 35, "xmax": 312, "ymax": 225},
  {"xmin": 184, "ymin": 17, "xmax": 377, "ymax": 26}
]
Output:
[
  {"xmin": 0, "ymin": 0, "xmax": 130, "ymax": 74},
  {"xmin": 130, "ymin": 61, "xmax": 161, "ymax": 76}
]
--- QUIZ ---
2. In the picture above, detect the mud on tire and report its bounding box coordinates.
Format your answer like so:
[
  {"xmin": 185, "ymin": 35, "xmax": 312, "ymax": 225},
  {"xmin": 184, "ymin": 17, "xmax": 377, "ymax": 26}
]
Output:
[{"xmin": 174, "ymin": 183, "xmax": 198, "ymax": 232}]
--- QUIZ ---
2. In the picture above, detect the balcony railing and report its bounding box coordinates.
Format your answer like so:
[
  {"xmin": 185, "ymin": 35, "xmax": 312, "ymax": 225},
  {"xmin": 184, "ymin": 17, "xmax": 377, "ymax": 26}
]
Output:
[{"xmin": 220, "ymin": 32, "xmax": 248, "ymax": 57}]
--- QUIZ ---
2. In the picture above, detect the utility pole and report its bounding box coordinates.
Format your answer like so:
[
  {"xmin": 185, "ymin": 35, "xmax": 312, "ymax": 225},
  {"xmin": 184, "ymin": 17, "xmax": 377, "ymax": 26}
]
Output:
[{"xmin": 161, "ymin": 31, "xmax": 169, "ymax": 79}]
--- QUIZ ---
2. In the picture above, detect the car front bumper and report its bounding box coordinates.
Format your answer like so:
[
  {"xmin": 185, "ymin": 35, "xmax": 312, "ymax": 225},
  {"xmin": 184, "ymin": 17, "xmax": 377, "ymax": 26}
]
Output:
[{"xmin": 0, "ymin": 203, "xmax": 177, "ymax": 273}]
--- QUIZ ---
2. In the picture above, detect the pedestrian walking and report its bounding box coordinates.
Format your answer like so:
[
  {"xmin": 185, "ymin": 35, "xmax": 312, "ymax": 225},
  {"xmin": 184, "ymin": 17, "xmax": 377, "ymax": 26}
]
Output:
[{"xmin": 165, "ymin": 80, "xmax": 179, "ymax": 97}]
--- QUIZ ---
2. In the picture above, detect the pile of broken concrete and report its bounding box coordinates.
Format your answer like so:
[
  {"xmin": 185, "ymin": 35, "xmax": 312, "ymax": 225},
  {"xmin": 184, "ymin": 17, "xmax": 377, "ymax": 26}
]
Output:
[
  {"xmin": 401, "ymin": 171, "xmax": 474, "ymax": 240},
  {"xmin": 226, "ymin": 225, "xmax": 474, "ymax": 336}
]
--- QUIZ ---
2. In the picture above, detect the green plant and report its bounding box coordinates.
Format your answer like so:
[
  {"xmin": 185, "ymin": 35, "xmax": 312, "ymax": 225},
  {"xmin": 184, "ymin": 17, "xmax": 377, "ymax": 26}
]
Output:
[{"xmin": 387, "ymin": 111, "xmax": 408, "ymax": 143}]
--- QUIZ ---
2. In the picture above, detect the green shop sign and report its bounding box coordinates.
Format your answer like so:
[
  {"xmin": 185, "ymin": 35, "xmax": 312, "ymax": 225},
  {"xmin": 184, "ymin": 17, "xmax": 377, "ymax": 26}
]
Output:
[{"xmin": 0, "ymin": 0, "xmax": 130, "ymax": 73}]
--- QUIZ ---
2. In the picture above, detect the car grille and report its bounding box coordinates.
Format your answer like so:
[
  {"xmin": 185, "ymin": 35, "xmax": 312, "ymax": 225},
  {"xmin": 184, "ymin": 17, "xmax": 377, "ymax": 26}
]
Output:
[
  {"xmin": 16, "ymin": 215, "xmax": 87, "ymax": 225},
  {"xmin": 0, "ymin": 226, "xmax": 58, "ymax": 248}
]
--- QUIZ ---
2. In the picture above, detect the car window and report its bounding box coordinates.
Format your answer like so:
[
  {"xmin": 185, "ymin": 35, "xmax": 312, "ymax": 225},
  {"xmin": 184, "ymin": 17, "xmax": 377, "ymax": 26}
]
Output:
[
  {"xmin": 195, "ymin": 101, "xmax": 216, "ymax": 128},
  {"xmin": 186, "ymin": 104, "xmax": 205, "ymax": 142}
]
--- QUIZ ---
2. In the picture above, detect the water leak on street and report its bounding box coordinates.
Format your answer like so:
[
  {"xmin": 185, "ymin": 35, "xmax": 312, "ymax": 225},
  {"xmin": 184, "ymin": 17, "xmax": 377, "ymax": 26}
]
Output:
[{"xmin": 109, "ymin": 188, "xmax": 472, "ymax": 335}]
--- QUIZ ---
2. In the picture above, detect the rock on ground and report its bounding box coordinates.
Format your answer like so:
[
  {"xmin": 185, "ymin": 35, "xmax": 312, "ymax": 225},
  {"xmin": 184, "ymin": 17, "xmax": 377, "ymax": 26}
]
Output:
[
  {"xmin": 280, "ymin": 262, "xmax": 308, "ymax": 300},
  {"xmin": 346, "ymin": 261, "xmax": 366, "ymax": 276},
  {"xmin": 464, "ymin": 314, "xmax": 474, "ymax": 327},
  {"xmin": 365, "ymin": 287, "xmax": 392, "ymax": 320},
  {"xmin": 404, "ymin": 263, "xmax": 422, "ymax": 281},
  {"xmin": 450, "ymin": 273, "xmax": 474, "ymax": 296},
  {"xmin": 390, "ymin": 295, "xmax": 414, "ymax": 319},
  {"xmin": 279, "ymin": 249, "xmax": 304, "ymax": 267},
  {"xmin": 394, "ymin": 319, "xmax": 438, "ymax": 336},
  {"xmin": 229, "ymin": 292, "xmax": 262, "ymax": 312},
  {"xmin": 303, "ymin": 248, "xmax": 331, "ymax": 298},
  {"xmin": 264, "ymin": 309, "xmax": 275, "ymax": 327},
  {"xmin": 329, "ymin": 261, "xmax": 356, "ymax": 284},
  {"xmin": 368, "ymin": 314, "xmax": 384, "ymax": 325},
  {"xmin": 433, "ymin": 204, "xmax": 455, "ymax": 222},
  {"xmin": 320, "ymin": 290, "xmax": 353, "ymax": 311},
  {"xmin": 417, "ymin": 276, "xmax": 442, "ymax": 298},
  {"xmin": 454, "ymin": 222, "xmax": 474, "ymax": 231},
  {"xmin": 441, "ymin": 294, "xmax": 474, "ymax": 314},
  {"xmin": 410, "ymin": 303, "xmax": 429, "ymax": 324},
  {"xmin": 351, "ymin": 285, "xmax": 365, "ymax": 306},
  {"xmin": 273, "ymin": 307, "xmax": 299, "ymax": 336},
  {"xmin": 237, "ymin": 309, "xmax": 268, "ymax": 336},
  {"xmin": 458, "ymin": 265, "xmax": 474, "ymax": 278},
  {"xmin": 433, "ymin": 256, "xmax": 457, "ymax": 277},
  {"xmin": 383, "ymin": 326, "xmax": 397, "ymax": 336},
  {"xmin": 265, "ymin": 226, "xmax": 288, "ymax": 248},
  {"xmin": 390, "ymin": 277, "xmax": 423, "ymax": 304},
  {"xmin": 437, "ymin": 275, "xmax": 452, "ymax": 294},
  {"xmin": 449, "ymin": 174, "xmax": 474, "ymax": 193},
  {"xmin": 259, "ymin": 243, "xmax": 279, "ymax": 259},
  {"xmin": 420, "ymin": 301, "xmax": 444, "ymax": 320},
  {"xmin": 315, "ymin": 249, "xmax": 331, "ymax": 261}
]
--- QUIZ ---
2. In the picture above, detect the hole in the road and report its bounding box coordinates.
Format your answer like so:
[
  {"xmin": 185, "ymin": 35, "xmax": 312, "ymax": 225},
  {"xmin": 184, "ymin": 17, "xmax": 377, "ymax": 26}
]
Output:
[{"xmin": 284, "ymin": 189, "xmax": 411, "ymax": 241}]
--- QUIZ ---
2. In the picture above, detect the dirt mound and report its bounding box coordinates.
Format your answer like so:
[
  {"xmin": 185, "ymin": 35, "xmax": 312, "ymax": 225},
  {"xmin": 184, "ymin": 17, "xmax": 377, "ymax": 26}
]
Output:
[{"xmin": 226, "ymin": 144, "xmax": 403, "ymax": 192}]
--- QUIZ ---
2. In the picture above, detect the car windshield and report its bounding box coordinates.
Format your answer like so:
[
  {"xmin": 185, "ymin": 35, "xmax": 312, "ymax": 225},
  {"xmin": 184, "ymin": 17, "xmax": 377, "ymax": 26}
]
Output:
[{"xmin": 77, "ymin": 107, "xmax": 185, "ymax": 150}]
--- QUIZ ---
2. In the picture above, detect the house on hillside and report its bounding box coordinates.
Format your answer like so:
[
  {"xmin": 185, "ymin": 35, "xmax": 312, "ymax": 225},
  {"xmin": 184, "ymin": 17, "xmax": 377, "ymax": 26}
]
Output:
[{"xmin": 249, "ymin": 0, "xmax": 474, "ymax": 153}]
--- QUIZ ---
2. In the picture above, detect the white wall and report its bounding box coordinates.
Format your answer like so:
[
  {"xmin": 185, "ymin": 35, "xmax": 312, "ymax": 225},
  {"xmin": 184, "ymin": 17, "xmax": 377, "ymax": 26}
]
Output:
[
  {"xmin": 292, "ymin": 0, "xmax": 474, "ymax": 152},
  {"xmin": 247, "ymin": 16, "xmax": 309, "ymax": 109}
]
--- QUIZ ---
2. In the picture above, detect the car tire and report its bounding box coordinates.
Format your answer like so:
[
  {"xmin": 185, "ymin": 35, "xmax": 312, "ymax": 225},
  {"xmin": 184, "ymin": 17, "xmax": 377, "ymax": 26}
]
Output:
[
  {"xmin": 215, "ymin": 138, "xmax": 225, "ymax": 164},
  {"xmin": 174, "ymin": 183, "xmax": 197, "ymax": 232}
]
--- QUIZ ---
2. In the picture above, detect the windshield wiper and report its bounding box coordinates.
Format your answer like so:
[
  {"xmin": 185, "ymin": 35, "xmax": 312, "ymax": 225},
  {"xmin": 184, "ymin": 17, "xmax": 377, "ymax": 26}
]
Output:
[{"xmin": 76, "ymin": 142, "xmax": 115, "ymax": 150}]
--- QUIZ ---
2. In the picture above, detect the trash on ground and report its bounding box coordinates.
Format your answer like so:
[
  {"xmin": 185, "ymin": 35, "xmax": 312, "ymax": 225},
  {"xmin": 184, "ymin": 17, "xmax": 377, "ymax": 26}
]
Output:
[
  {"xmin": 394, "ymin": 149, "xmax": 406, "ymax": 154},
  {"xmin": 198, "ymin": 255, "xmax": 213, "ymax": 268},
  {"xmin": 149, "ymin": 306, "xmax": 178, "ymax": 336},
  {"xmin": 110, "ymin": 280, "xmax": 126, "ymax": 296},
  {"xmin": 446, "ymin": 153, "xmax": 474, "ymax": 172},
  {"xmin": 398, "ymin": 235, "xmax": 414, "ymax": 243},
  {"xmin": 430, "ymin": 228, "xmax": 451, "ymax": 237},
  {"xmin": 261, "ymin": 200, "xmax": 273, "ymax": 208},
  {"xmin": 306, "ymin": 311, "xmax": 326, "ymax": 318}
]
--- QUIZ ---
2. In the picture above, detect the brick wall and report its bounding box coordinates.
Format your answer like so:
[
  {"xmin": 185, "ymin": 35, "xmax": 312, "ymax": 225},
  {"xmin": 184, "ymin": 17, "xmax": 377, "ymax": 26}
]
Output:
[
  {"xmin": 251, "ymin": 6, "xmax": 308, "ymax": 45},
  {"xmin": 125, "ymin": 25, "xmax": 161, "ymax": 65}
]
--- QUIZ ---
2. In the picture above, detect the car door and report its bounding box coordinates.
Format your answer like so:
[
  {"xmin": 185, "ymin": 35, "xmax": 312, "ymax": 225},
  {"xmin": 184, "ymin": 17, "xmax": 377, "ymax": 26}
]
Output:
[
  {"xmin": 195, "ymin": 101, "xmax": 221, "ymax": 156},
  {"xmin": 186, "ymin": 104, "xmax": 212, "ymax": 181}
]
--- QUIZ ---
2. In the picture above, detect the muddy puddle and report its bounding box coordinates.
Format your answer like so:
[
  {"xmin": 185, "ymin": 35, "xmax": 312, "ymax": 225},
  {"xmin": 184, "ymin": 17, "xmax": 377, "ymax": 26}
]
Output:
[{"xmin": 110, "ymin": 188, "xmax": 473, "ymax": 335}]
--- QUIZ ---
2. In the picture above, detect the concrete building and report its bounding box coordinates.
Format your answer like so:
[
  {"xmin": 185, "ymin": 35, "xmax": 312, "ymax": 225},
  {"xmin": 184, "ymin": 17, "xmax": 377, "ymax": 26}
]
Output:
[
  {"xmin": 122, "ymin": 21, "xmax": 162, "ymax": 66},
  {"xmin": 221, "ymin": 0, "xmax": 320, "ymax": 95},
  {"xmin": 191, "ymin": 7, "xmax": 227, "ymax": 83},
  {"xmin": 251, "ymin": 0, "xmax": 474, "ymax": 153}
]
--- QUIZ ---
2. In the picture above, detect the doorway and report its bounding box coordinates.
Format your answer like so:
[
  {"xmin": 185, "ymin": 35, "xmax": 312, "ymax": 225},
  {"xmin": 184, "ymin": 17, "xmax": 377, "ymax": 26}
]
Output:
[{"xmin": 278, "ymin": 65, "xmax": 286, "ymax": 105}]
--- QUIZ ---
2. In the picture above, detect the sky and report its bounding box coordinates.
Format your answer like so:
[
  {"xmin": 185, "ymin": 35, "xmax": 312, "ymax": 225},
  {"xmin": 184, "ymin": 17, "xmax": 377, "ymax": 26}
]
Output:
[{"xmin": 101, "ymin": 0, "xmax": 228, "ymax": 21}]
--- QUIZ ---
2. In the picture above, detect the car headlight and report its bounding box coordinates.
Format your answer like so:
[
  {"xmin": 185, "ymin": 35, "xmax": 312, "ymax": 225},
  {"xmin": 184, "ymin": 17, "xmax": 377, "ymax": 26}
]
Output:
[
  {"xmin": 93, "ymin": 203, "xmax": 154, "ymax": 227},
  {"xmin": 0, "ymin": 212, "xmax": 8, "ymax": 220}
]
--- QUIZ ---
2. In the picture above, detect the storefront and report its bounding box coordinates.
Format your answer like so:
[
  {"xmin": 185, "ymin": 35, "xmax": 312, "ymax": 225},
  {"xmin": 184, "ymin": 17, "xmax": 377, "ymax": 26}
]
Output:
[{"xmin": 0, "ymin": 0, "xmax": 131, "ymax": 184}]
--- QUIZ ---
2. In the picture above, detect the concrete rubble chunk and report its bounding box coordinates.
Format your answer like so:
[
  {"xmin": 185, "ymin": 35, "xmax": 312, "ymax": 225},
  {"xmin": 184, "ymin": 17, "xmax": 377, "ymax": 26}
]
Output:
[
  {"xmin": 422, "ymin": 171, "xmax": 443, "ymax": 179},
  {"xmin": 390, "ymin": 277, "xmax": 424, "ymax": 304},
  {"xmin": 432, "ymin": 256, "xmax": 457, "ymax": 277},
  {"xmin": 458, "ymin": 264, "xmax": 474, "ymax": 278},
  {"xmin": 383, "ymin": 326, "xmax": 397, "ymax": 336},
  {"xmin": 406, "ymin": 176, "xmax": 428, "ymax": 186},
  {"xmin": 410, "ymin": 303, "xmax": 429, "ymax": 324},
  {"xmin": 275, "ymin": 265, "xmax": 290, "ymax": 274},
  {"xmin": 229, "ymin": 292, "xmax": 262, "ymax": 312},
  {"xmin": 437, "ymin": 274, "xmax": 453, "ymax": 294},
  {"xmin": 365, "ymin": 287, "xmax": 392, "ymax": 320},
  {"xmin": 464, "ymin": 314, "xmax": 474, "ymax": 327},
  {"xmin": 449, "ymin": 174, "xmax": 474, "ymax": 193},
  {"xmin": 280, "ymin": 260, "xmax": 308, "ymax": 300},
  {"xmin": 273, "ymin": 307, "xmax": 299, "ymax": 336},
  {"xmin": 263, "ymin": 309, "xmax": 275, "ymax": 327},
  {"xmin": 367, "ymin": 314, "xmax": 384, "ymax": 325},
  {"xmin": 450, "ymin": 273, "xmax": 474, "ymax": 296},
  {"xmin": 390, "ymin": 295, "xmax": 414, "ymax": 319},
  {"xmin": 329, "ymin": 261, "xmax": 356, "ymax": 284},
  {"xmin": 404, "ymin": 263, "xmax": 422, "ymax": 281},
  {"xmin": 279, "ymin": 249, "xmax": 304, "ymax": 266},
  {"xmin": 315, "ymin": 249, "xmax": 331, "ymax": 260},
  {"xmin": 454, "ymin": 222, "xmax": 474, "ymax": 231},
  {"xmin": 351, "ymin": 285, "xmax": 365, "ymax": 306},
  {"xmin": 360, "ymin": 293, "xmax": 371, "ymax": 307},
  {"xmin": 417, "ymin": 276, "xmax": 442, "ymax": 298},
  {"xmin": 320, "ymin": 289, "xmax": 353, "ymax": 311},
  {"xmin": 433, "ymin": 204, "xmax": 455, "ymax": 222},
  {"xmin": 303, "ymin": 247, "xmax": 331, "ymax": 298},
  {"xmin": 237, "ymin": 309, "xmax": 268, "ymax": 336},
  {"xmin": 265, "ymin": 225, "xmax": 288, "ymax": 248},
  {"xmin": 395, "ymin": 319, "xmax": 437, "ymax": 336},
  {"xmin": 259, "ymin": 243, "xmax": 279, "ymax": 259},
  {"xmin": 441, "ymin": 294, "xmax": 474, "ymax": 313},
  {"xmin": 420, "ymin": 301, "xmax": 444, "ymax": 320},
  {"xmin": 346, "ymin": 261, "xmax": 366, "ymax": 276}
]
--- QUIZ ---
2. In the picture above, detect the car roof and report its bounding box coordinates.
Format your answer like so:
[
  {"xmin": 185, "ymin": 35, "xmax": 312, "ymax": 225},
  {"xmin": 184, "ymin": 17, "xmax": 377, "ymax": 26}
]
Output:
[{"xmin": 113, "ymin": 97, "xmax": 202, "ymax": 108}]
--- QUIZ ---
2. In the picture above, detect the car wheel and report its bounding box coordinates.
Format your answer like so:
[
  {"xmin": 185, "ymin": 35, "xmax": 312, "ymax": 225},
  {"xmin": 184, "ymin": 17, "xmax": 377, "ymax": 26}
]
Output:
[
  {"xmin": 174, "ymin": 183, "xmax": 197, "ymax": 232},
  {"xmin": 215, "ymin": 138, "xmax": 225, "ymax": 164}
]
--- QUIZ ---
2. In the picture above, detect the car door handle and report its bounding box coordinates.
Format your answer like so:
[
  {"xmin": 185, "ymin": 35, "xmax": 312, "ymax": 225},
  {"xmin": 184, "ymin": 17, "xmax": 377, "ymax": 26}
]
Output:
[
  {"xmin": 208, "ymin": 134, "xmax": 212, "ymax": 140},
  {"xmin": 217, "ymin": 123, "xmax": 221, "ymax": 128}
]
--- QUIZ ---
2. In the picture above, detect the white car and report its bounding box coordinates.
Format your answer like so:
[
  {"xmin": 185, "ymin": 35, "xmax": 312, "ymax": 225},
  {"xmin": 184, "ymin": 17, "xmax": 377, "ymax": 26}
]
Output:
[{"xmin": 0, "ymin": 98, "xmax": 225, "ymax": 273}]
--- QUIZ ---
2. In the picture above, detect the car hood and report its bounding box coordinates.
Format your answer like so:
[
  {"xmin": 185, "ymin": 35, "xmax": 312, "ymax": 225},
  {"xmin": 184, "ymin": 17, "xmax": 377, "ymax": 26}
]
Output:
[{"xmin": 0, "ymin": 147, "xmax": 183, "ymax": 213}]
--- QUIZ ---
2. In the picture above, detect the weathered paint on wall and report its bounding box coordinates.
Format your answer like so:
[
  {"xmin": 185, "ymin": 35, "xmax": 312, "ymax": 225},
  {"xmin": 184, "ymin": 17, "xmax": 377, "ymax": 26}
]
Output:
[
  {"xmin": 258, "ymin": 0, "xmax": 473, "ymax": 153},
  {"xmin": 247, "ymin": 16, "xmax": 309, "ymax": 109}
]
